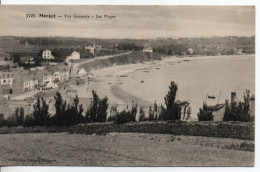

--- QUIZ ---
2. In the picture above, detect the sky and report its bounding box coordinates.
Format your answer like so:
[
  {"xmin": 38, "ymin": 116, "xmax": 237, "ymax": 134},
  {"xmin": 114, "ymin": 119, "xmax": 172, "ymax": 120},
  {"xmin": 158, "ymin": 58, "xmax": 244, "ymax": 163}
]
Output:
[{"xmin": 0, "ymin": 5, "xmax": 255, "ymax": 39}]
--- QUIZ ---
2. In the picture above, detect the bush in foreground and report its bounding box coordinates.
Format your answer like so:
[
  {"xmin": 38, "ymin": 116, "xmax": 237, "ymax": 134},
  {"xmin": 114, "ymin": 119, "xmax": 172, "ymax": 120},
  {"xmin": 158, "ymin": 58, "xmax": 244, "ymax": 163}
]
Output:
[
  {"xmin": 197, "ymin": 103, "xmax": 214, "ymax": 121},
  {"xmin": 223, "ymin": 90, "xmax": 254, "ymax": 122},
  {"xmin": 115, "ymin": 104, "xmax": 137, "ymax": 124}
]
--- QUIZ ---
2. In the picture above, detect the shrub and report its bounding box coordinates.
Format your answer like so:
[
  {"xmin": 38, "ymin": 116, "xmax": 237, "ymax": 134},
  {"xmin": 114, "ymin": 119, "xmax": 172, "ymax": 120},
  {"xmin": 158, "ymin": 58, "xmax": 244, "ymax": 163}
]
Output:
[
  {"xmin": 197, "ymin": 103, "xmax": 214, "ymax": 121},
  {"xmin": 107, "ymin": 115, "xmax": 117, "ymax": 122},
  {"xmin": 5, "ymin": 115, "xmax": 17, "ymax": 127},
  {"xmin": 23, "ymin": 114, "xmax": 35, "ymax": 127},
  {"xmin": 3, "ymin": 108, "xmax": 25, "ymax": 127},
  {"xmin": 115, "ymin": 104, "xmax": 137, "ymax": 124},
  {"xmin": 223, "ymin": 90, "xmax": 254, "ymax": 122}
]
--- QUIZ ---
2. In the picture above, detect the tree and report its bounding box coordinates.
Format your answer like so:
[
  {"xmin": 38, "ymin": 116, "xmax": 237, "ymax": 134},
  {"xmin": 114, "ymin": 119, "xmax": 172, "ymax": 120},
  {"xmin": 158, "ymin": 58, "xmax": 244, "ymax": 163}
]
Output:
[
  {"xmin": 148, "ymin": 106, "xmax": 155, "ymax": 121},
  {"xmin": 85, "ymin": 90, "xmax": 109, "ymax": 123},
  {"xmin": 53, "ymin": 92, "xmax": 67, "ymax": 126},
  {"xmin": 154, "ymin": 101, "xmax": 158, "ymax": 120},
  {"xmin": 130, "ymin": 101, "xmax": 138, "ymax": 121},
  {"xmin": 33, "ymin": 97, "xmax": 51, "ymax": 126},
  {"xmin": 66, "ymin": 95, "xmax": 84, "ymax": 125},
  {"xmin": 138, "ymin": 107, "xmax": 146, "ymax": 121},
  {"xmin": 97, "ymin": 97, "xmax": 109, "ymax": 122},
  {"xmin": 12, "ymin": 54, "xmax": 21, "ymax": 63},
  {"xmin": 0, "ymin": 113, "xmax": 5, "ymax": 127},
  {"xmin": 15, "ymin": 107, "xmax": 24, "ymax": 126},
  {"xmin": 197, "ymin": 103, "xmax": 214, "ymax": 121},
  {"xmin": 163, "ymin": 81, "xmax": 181, "ymax": 121}
]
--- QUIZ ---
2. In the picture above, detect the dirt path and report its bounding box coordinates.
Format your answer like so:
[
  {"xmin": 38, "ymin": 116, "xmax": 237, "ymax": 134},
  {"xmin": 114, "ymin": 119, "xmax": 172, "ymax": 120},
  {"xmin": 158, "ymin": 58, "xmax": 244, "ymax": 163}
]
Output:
[{"xmin": 0, "ymin": 132, "xmax": 254, "ymax": 166}]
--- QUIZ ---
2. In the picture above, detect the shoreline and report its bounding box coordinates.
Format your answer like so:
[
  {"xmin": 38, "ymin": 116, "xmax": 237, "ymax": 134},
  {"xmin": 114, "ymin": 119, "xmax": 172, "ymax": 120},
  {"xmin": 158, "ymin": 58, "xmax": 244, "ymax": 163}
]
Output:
[{"xmin": 88, "ymin": 54, "xmax": 254, "ymax": 109}]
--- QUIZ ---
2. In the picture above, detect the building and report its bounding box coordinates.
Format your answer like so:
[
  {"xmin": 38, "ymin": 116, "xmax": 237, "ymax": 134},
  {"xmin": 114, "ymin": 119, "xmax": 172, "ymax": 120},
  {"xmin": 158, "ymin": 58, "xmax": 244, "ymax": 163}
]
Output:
[
  {"xmin": 57, "ymin": 64, "xmax": 70, "ymax": 82},
  {"xmin": 12, "ymin": 72, "xmax": 38, "ymax": 94},
  {"xmin": 20, "ymin": 56, "xmax": 35, "ymax": 64},
  {"xmin": 45, "ymin": 81, "xmax": 58, "ymax": 89},
  {"xmin": 187, "ymin": 48, "xmax": 194, "ymax": 55},
  {"xmin": 85, "ymin": 44, "xmax": 95, "ymax": 54},
  {"xmin": 78, "ymin": 68, "xmax": 87, "ymax": 76},
  {"xmin": 23, "ymin": 76, "xmax": 38, "ymax": 92},
  {"xmin": 66, "ymin": 51, "xmax": 80, "ymax": 61},
  {"xmin": 42, "ymin": 49, "xmax": 54, "ymax": 59},
  {"xmin": 95, "ymin": 45, "xmax": 102, "ymax": 50},
  {"xmin": 142, "ymin": 46, "xmax": 153, "ymax": 53},
  {"xmin": 0, "ymin": 55, "xmax": 15, "ymax": 67},
  {"xmin": 0, "ymin": 70, "xmax": 17, "ymax": 94}
]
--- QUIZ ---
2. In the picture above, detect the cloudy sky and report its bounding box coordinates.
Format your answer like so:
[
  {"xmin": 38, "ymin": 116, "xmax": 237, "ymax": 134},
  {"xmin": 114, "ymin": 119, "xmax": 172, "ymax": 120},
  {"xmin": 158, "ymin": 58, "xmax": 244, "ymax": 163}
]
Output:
[{"xmin": 0, "ymin": 5, "xmax": 255, "ymax": 39}]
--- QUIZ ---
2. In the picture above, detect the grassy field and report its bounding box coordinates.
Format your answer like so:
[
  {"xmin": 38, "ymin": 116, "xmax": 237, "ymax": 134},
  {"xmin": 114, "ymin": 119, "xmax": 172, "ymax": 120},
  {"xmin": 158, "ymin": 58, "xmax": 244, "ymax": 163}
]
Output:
[{"xmin": 0, "ymin": 132, "xmax": 254, "ymax": 166}]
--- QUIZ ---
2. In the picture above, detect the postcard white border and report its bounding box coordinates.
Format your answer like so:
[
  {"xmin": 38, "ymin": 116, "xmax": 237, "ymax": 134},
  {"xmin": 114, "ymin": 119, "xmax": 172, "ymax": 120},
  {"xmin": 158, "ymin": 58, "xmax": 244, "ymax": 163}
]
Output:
[{"xmin": 0, "ymin": 0, "xmax": 259, "ymax": 172}]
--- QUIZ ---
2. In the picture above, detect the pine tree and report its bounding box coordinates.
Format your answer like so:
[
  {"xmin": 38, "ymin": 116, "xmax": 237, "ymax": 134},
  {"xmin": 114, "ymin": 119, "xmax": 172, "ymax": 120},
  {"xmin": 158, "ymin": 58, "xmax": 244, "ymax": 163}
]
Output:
[
  {"xmin": 53, "ymin": 92, "xmax": 67, "ymax": 126},
  {"xmin": 33, "ymin": 97, "xmax": 50, "ymax": 126}
]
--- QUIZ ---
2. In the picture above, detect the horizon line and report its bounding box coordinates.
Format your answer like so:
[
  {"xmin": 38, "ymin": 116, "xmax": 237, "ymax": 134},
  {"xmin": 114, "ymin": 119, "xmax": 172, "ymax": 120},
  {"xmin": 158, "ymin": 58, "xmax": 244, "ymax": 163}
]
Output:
[{"xmin": 0, "ymin": 35, "xmax": 255, "ymax": 40}]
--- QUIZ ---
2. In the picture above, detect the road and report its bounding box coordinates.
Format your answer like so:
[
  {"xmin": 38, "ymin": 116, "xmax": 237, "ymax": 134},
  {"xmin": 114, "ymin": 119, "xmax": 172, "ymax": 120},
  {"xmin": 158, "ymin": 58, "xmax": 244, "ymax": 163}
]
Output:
[{"xmin": 70, "ymin": 51, "xmax": 132, "ymax": 76}]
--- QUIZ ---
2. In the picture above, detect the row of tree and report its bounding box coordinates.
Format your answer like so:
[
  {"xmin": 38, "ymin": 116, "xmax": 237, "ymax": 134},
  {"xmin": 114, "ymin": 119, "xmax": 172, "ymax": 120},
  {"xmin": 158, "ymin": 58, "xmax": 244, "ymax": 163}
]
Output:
[
  {"xmin": 0, "ymin": 82, "xmax": 253, "ymax": 127},
  {"xmin": 0, "ymin": 91, "xmax": 109, "ymax": 127},
  {"xmin": 0, "ymin": 81, "xmax": 183, "ymax": 127}
]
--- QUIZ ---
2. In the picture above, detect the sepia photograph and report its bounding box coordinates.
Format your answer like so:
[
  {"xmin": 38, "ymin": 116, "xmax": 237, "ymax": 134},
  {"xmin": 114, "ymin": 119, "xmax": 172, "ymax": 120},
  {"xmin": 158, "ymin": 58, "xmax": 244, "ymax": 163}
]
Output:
[{"xmin": 0, "ymin": 5, "xmax": 255, "ymax": 166}]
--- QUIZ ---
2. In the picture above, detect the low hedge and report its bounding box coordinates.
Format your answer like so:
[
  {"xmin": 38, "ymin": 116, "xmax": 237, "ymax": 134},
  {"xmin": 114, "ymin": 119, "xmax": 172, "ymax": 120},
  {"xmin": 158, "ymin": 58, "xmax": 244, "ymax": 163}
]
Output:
[{"xmin": 0, "ymin": 121, "xmax": 254, "ymax": 141}]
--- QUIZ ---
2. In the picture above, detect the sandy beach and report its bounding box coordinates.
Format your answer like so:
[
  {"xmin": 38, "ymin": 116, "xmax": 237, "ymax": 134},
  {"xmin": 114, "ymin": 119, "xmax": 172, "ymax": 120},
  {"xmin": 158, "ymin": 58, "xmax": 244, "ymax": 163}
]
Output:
[{"xmin": 75, "ymin": 54, "xmax": 254, "ymax": 120}]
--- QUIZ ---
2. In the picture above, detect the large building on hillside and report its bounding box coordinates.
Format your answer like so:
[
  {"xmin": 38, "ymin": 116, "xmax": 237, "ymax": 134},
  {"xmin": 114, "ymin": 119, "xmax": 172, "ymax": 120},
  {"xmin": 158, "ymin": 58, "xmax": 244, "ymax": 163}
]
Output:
[
  {"xmin": 42, "ymin": 49, "xmax": 55, "ymax": 59},
  {"xmin": 85, "ymin": 44, "xmax": 97, "ymax": 54},
  {"xmin": 20, "ymin": 56, "xmax": 35, "ymax": 64},
  {"xmin": 66, "ymin": 51, "xmax": 80, "ymax": 61},
  {"xmin": 142, "ymin": 46, "xmax": 153, "ymax": 53},
  {"xmin": 0, "ymin": 70, "xmax": 18, "ymax": 94}
]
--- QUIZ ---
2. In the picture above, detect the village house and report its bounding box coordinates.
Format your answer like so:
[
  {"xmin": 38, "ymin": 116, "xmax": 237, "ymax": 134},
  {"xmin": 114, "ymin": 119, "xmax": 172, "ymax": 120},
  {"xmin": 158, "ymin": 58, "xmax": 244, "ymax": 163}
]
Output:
[
  {"xmin": 187, "ymin": 48, "xmax": 194, "ymax": 55},
  {"xmin": 20, "ymin": 56, "xmax": 35, "ymax": 64},
  {"xmin": 142, "ymin": 46, "xmax": 153, "ymax": 53},
  {"xmin": 95, "ymin": 45, "xmax": 102, "ymax": 50},
  {"xmin": 41, "ymin": 64, "xmax": 70, "ymax": 87},
  {"xmin": 42, "ymin": 49, "xmax": 54, "ymax": 59},
  {"xmin": 57, "ymin": 64, "xmax": 70, "ymax": 82},
  {"xmin": 85, "ymin": 44, "xmax": 95, "ymax": 54},
  {"xmin": 78, "ymin": 68, "xmax": 87, "ymax": 76},
  {"xmin": 0, "ymin": 55, "xmax": 17, "ymax": 67},
  {"xmin": 23, "ymin": 76, "xmax": 38, "ymax": 92},
  {"xmin": 12, "ymin": 71, "xmax": 38, "ymax": 94},
  {"xmin": 66, "ymin": 51, "xmax": 80, "ymax": 62},
  {"xmin": 0, "ymin": 70, "xmax": 17, "ymax": 94}
]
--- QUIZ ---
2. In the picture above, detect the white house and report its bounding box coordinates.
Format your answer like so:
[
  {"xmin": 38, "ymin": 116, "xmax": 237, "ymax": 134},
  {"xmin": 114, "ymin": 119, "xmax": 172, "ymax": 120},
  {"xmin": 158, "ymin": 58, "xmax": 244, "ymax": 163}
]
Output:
[
  {"xmin": 66, "ymin": 51, "xmax": 80, "ymax": 61},
  {"xmin": 23, "ymin": 77, "xmax": 38, "ymax": 92},
  {"xmin": 85, "ymin": 44, "xmax": 95, "ymax": 54},
  {"xmin": 42, "ymin": 49, "xmax": 54, "ymax": 59},
  {"xmin": 78, "ymin": 68, "xmax": 87, "ymax": 76},
  {"xmin": 142, "ymin": 46, "xmax": 153, "ymax": 53},
  {"xmin": 187, "ymin": 48, "xmax": 194, "ymax": 55},
  {"xmin": 43, "ymin": 73, "xmax": 54, "ymax": 85},
  {"xmin": 0, "ymin": 71, "xmax": 16, "ymax": 87},
  {"xmin": 45, "ymin": 81, "xmax": 58, "ymax": 89}
]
